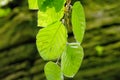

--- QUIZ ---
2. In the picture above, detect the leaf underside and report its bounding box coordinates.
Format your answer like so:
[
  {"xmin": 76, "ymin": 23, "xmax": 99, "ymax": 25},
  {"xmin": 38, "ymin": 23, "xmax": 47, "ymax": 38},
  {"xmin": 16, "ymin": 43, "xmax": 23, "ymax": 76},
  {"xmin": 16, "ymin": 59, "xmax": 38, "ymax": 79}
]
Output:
[
  {"xmin": 72, "ymin": 1, "xmax": 86, "ymax": 43},
  {"xmin": 37, "ymin": 7, "xmax": 64, "ymax": 27},
  {"xmin": 36, "ymin": 21, "xmax": 67, "ymax": 60},
  {"xmin": 45, "ymin": 61, "xmax": 63, "ymax": 80},
  {"xmin": 61, "ymin": 43, "xmax": 84, "ymax": 77}
]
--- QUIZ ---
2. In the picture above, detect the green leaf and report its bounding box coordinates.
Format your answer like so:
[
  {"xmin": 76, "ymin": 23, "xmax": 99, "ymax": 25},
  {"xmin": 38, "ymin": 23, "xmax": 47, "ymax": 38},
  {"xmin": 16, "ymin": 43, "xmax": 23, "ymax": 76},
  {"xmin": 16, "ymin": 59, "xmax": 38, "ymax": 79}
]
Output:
[
  {"xmin": 45, "ymin": 61, "xmax": 63, "ymax": 80},
  {"xmin": 72, "ymin": 1, "xmax": 86, "ymax": 44},
  {"xmin": 36, "ymin": 21, "xmax": 67, "ymax": 60},
  {"xmin": 37, "ymin": 0, "xmax": 65, "ymax": 12},
  {"xmin": 28, "ymin": 0, "xmax": 38, "ymax": 9},
  {"xmin": 61, "ymin": 43, "xmax": 84, "ymax": 77},
  {"xmin": 37, "ymin": 7, "xmax": 64, "ymax": 27},
  {"xmin": 37, "ymin": 0, "xmax": 45, "ymax": 10}
]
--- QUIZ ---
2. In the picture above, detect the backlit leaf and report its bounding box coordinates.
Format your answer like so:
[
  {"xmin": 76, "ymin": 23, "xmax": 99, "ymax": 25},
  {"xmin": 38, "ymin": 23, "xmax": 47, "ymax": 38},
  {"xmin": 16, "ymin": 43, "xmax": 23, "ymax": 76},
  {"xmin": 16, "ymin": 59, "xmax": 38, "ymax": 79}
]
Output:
[
  {"xmin": 36, "ymin": 21, "xmax": 67, "ymax": 60},
  {"xmin": 45, "ymin": 61, "xmax": 63, "ymax": 80},
  {"xmin": 61, "ymin": 43, "xmax": 84, "ymax": 77},
  {"xmin": 72, "ymin": 1, "xmax": 86, "ymax": 44},
  {"xmin": 37, "ymin": 7, "xmax": 64, "ymax": 27}
]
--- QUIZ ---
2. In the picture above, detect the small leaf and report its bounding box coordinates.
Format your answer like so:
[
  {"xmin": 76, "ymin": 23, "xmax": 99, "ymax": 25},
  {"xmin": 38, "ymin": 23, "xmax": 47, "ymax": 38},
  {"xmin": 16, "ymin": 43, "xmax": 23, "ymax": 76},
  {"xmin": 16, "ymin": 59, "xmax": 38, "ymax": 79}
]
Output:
[
  {"xmin": 28, "ymin": 0, "xmax": 38, "ymax": 9},
  {"xmin": 72, "ymin": 1, "xmax": 86, "ymax": 43},
  {"xmin": 37, "ymin": 0, "xmax": 65, "ymax": 12},
  {"xmin": 36, "ymin": 21, "xmax": 67, "ymax": 60},
  {"xmin": 61, "ymin": 43, "xmax": 84, "ymax": 77},
  {"xmin": 45, "ymin": 61, "xmax": 63, "ymax": 80},
  {"xmin": 37, "ymin": 7, "xmax": 64, "ymax": 27}
]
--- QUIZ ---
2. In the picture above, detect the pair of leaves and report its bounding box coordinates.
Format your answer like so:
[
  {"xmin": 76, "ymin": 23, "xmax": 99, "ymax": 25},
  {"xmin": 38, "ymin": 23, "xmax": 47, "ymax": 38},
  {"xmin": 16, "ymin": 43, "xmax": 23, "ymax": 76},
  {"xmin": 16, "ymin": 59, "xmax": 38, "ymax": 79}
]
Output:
[
  {"xmin": 61, "ymin": 2, "xmax": 85, "ymax": 77},
  {"xmin": 45, "ymin": 43, "xmax": 84, "ymax": 80}
]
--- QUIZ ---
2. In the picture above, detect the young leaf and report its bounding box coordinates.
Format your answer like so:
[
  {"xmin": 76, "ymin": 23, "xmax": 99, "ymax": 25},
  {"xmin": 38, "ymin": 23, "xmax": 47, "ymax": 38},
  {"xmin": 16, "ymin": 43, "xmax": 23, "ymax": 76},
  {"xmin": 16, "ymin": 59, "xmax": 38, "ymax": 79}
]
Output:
[
  {"xmin": 36, "ymin": 21, "xmax": 67, "ymax": 60},
  {"xmin": 28, "ymin": 0, "xmax": 38, "ymax": 9},
  {"xmin": 37, "ymin": 0, "xmax": 65, "ymax": 12},
  {"xmin": 61, "ymin": 43, "xmax": 84, "ymax": 77},
  {"xmin": 72, "ymin": 1, "xmax": 86, "ymax": 44},
  {"xmin": 37, "ymin": 7, "xmax": 64, "ymax": 27},
  {"xmin": 45, "ymin": 61, "xmax": 63, "ymax": 80}
]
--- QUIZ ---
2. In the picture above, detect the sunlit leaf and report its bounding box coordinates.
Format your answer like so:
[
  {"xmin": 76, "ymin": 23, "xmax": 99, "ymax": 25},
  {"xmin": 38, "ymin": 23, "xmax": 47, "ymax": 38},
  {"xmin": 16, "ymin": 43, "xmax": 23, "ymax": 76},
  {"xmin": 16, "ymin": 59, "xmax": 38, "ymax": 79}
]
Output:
[
  {"xmin": 45, "ymin": 61, "xmax": 63, "ymax": 80},
  {"xmin": 61, "ymin": 43, "xmax": 84, "ymax": 77},
  {"xmin": 28, "ymin": 0, "xmax": 38, "ymax": 9},
  {"xmin": 38, "ymin": 0, "xmax": 64, "ymax": 12},
  {"xmin": 72, "ymin": 1, "xmax": 86, "ymax": 44},
  {"xmin": 37, "ymin": 7, "xmax": 64, "ymax": 27},
  {"xmin": 36, "ymin": 21, "xmax": 67, "ymax": 60}
]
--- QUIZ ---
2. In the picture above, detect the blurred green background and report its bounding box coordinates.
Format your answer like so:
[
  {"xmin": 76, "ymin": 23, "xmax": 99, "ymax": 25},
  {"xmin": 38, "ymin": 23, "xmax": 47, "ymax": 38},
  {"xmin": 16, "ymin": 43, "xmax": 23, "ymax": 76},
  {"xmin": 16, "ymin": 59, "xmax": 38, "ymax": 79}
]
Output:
[{"xmin": 0, "ymin": 0, "xmax": 120, "ymax": 80}]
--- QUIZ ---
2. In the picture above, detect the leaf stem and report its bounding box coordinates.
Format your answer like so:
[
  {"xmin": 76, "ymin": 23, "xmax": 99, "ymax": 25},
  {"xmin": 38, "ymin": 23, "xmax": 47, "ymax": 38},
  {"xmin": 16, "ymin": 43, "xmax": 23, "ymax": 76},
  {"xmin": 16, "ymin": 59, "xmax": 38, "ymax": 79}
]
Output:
[{"xmin": 64, "ymin": 0, "xmax": 72, "ymax": 33}]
